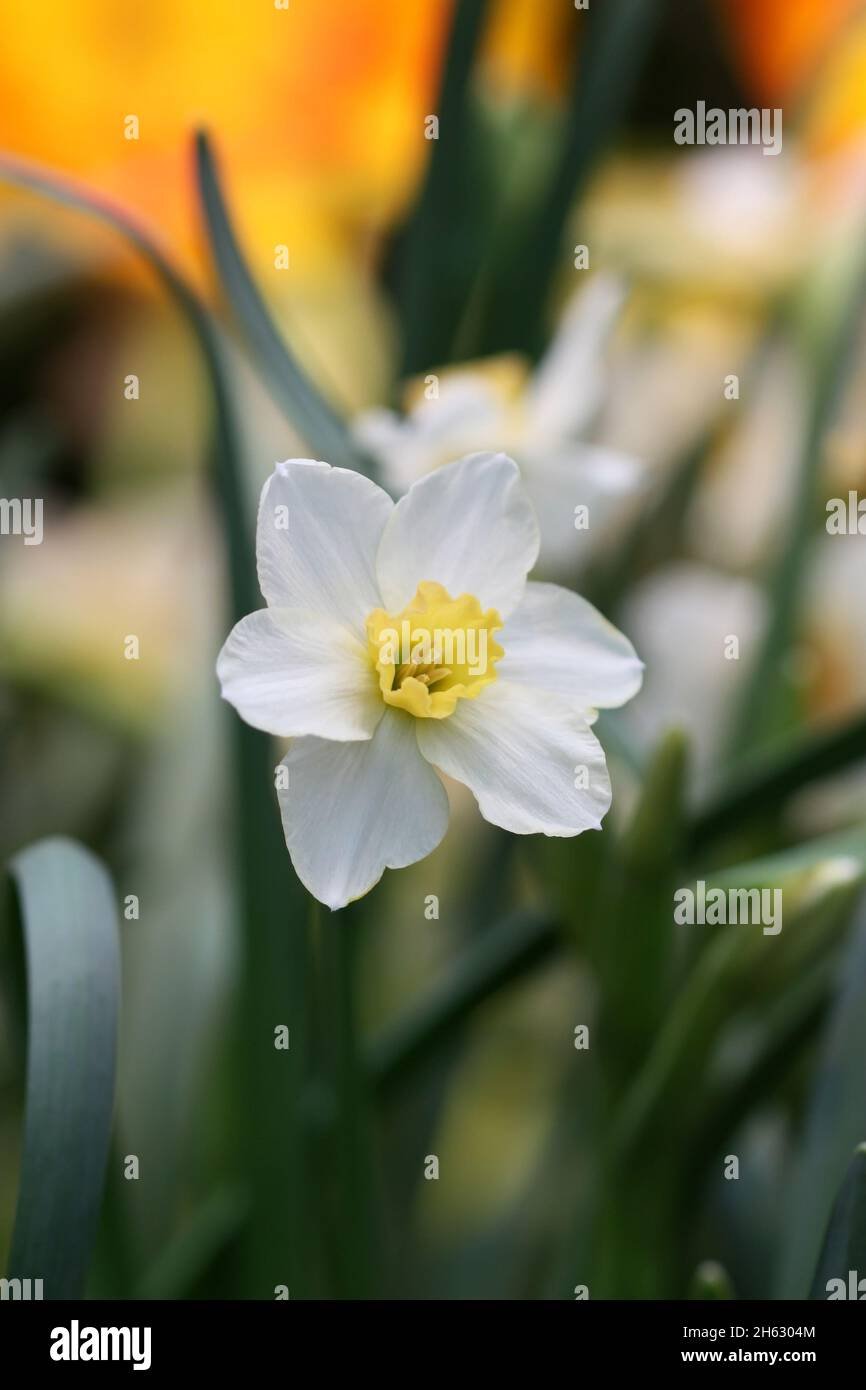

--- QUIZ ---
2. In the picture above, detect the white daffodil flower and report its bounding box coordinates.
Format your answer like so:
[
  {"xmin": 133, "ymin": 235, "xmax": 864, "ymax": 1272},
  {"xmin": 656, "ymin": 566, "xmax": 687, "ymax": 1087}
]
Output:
[
  {"xmin": 353, "ymin": 275, "xmax": 646, "ymax": 574},
  {"xmin": 217, "ymin": 452, "xmax": 643, "ymax": 909}
]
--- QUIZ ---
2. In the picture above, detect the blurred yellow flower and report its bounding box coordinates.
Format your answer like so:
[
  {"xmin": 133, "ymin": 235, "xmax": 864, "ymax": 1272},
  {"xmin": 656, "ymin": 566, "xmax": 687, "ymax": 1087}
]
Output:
[
  {"xmin": 721, "ymin": 0, "xmax": 866, "ymax": 157},
  {"xmin": 0, "ymin": 0, "xmax": 451, "ymax": 277},
  {"xmin": 721, "ymin": 0, "xmax": 860, "ymax": 104},
  {"xmin": 0, "ymin": 0, "xmax": 611, "ymax": 288}
]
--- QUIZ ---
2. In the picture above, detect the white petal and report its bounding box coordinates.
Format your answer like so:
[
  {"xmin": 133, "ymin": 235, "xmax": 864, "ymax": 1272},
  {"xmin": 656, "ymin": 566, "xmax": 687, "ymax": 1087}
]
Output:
[
  {"xmin": 416, "ymin": 680, "xmax": 611, "ymax": 836},
  {"xmin": 376, "ymin": 452, "xmax": 539, "ymax": 618},
  {"xmin": 524, "ymin": 442, "xmax": 647, "ymax": 572},
  {"xmin": 499, "ymin": 581, "xmax": 643, "ymax": 713},
  {"xmin": 278, "ymin": 710, "xmax": 450, "ymax": 909},
  {"xmin": 525, "ymin": 274, "xmax": 626, "ymax": 444},
  {"xmin": 256, "ymin": 459, "xmax": 393, "ymax": 631},
  {"xmin": 353, "ymin": 378, "xmax": 505, "ymax": 495},
  {"xmin": 217, "ymin": 608, "xmax": 382, "ymax": 740}
]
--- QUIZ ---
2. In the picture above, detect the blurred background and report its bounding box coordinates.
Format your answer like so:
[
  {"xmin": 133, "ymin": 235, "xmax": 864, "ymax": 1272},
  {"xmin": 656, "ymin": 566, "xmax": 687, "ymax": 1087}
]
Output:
[{"xmin": 2, "ymin": 0, "xmax": 866, "ymax": 1300}]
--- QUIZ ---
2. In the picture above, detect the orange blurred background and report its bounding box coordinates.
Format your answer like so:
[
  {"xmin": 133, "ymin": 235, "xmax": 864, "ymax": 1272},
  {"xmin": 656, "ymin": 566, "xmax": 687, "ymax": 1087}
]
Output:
[{"xmin": 3, "ymin": 0, "xmax": 864, "ymax": 285}]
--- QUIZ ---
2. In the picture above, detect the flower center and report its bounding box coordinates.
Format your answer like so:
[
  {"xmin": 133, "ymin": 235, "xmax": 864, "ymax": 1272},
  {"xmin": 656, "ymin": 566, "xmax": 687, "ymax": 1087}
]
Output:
[{"xmin": 366, "ymin": 580, "xmax": 504, "ymax": 719}]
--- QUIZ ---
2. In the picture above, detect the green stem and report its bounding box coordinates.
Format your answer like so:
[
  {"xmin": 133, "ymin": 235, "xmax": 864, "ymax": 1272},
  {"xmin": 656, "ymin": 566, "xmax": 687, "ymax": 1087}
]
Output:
[
  {"xmin": 320, "ymin": 903, "xmax": 378, "ymax": 1298},
  {"xmin": 395, "ymin": 0, "xmax": 491, "ymax": 376},
  {"xmin": 368, "ymin": 911, "xmax": 560, "ymax": 1096},
  {"xmin": 688, "ymin": 708, "xmax": 866, "ymax": 857}
]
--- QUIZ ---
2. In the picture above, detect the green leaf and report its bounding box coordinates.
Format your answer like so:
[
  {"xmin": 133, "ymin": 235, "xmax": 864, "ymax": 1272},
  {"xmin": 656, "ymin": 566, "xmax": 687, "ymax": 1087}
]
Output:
[
  {"xmin": 368, "ymin": 911, "xmax": 560, "ymax": 1096},
  {"xmin": 809, "ymin": 1145, "xmax": 866, "ymax": 1300},
  {"xmin": 704, "ymin": 823, "xmax": 866, "ymax": 894},
  {"xmin": 194, "ymin": 131, "xmax": 372, "ymax": 476},
  {"xmin": 135, "ymin": 1187, "xmax": 248, "ymax": 1300},
  {"xmin": 6, "ymin": 837, "xmax": 120, "ymax": 1299},
  {"xmin": 0, "ymin": 152, "xmax": 256, "ymax": 622},
  {"xmin": 590, "ymin": 856, "xmax": 861, "ymax": 1298},
  {"xmin": 0, "ymin": 154, "xmax": 314, "ymax": 1297},
  {"xmin": 687, "ymin": 959, "xmax": 833, "ymax": 1194},
  {"xmin": 777, "ymin": 896, "xmax": 866, "ymax": 1297},
  {"xmin": 690, "ymin": 707, "xmax": 866, "ymax": 857},
  {"xmin": 526, "ymin": 824, "xmax": 610, "ymax": 947},
  {"xmin": 613, "ymin": 848, "xmax": 864, "ymax": 1165},
  {"xmin": 475, "ymin": 0, "xmax": 659, "ymax": 358},
  {"xmin": 394, "ymin": 0, "xmax": 491, "ymax": 375},
  {"xmin": 594, "ymin": 730, "xmax": 688, "ymax": 1075},
  {"xmin": 730, "ymin": 248, "xmax": 866, "ymax": 754}
]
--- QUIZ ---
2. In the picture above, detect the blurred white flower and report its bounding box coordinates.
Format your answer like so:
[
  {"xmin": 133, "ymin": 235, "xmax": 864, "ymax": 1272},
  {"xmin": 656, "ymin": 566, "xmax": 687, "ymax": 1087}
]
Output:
[
  {"xmin": 586, "ymin": 149, "xmax": 811, "ymax": 296},
  {"xmin": 353, "ymin": 275, "xmax": 646, "ymax": 575},
  {"xmin": 806, "ymin": 532, "xmax": 866, "ymax": 717},
  {"xmin": 621, "ymin": 562, "xmax": 767, "ymax": 788},
  {"xmin": 0, "ymin": 493, "xmax": 217, "ymax": 729},
  {"xmin": 622, "ymin": 543, "xmax": 866, "ymax": 805},
  {"xmin": 217, "ymin": 452, "xmax": 643, "ymax": 909}
]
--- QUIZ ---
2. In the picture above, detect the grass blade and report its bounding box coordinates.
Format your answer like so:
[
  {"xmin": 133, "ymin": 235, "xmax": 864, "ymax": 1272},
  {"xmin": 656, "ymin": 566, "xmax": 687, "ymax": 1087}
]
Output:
[
  {"xmin": 687, "ymin": 960, "xmax": 833, "ymax": 1196},
  {"xmin": 613, "ymin": 855, "xmax": 863, "ymax": 1166},
  {"xmin": 6, "ymin": 837, "xmax": 120, "ymax": 1299},
  {"xmin": 476, "ymin": 0, "xmax": 659, "ymax": 358},
  {"xmin": 594, "ymin": 730, "xmax": 688, "ymax": 1078},
  {"xmin": 194, "ymin": 131, "xmax": 371, "ymax": 475},
  {"xmin": 0, "ymin": 155, "xmax": 313, "ymax": 1296},
  {"xmin": 135, "ymin": 1188, "xmax": 248, "ymax": 1300},
  {"xmin": 809, "ymin": 1145, "xmax": 866, "ymax": 1300},
  {"xmin": 394, "ymin": 0, "xmax": 491, "ymax": 375},
  {"xmin": 730, "ymin": 250, "xmax": 866, "ymax": 754},
  {"xmin": 368, "ymin": 911, "xmax": 559, "ymax": 1096},
  {"xmin": 0, "ymin": 153, "xmax": 256, "ymax": 620},
  {"xmin": 688, "ymin": 707, "xmax": 866, "ymax": 857},
  {"xmin": 777, "ymin": 896, "xmax": 866, "ymax": 1297}
]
